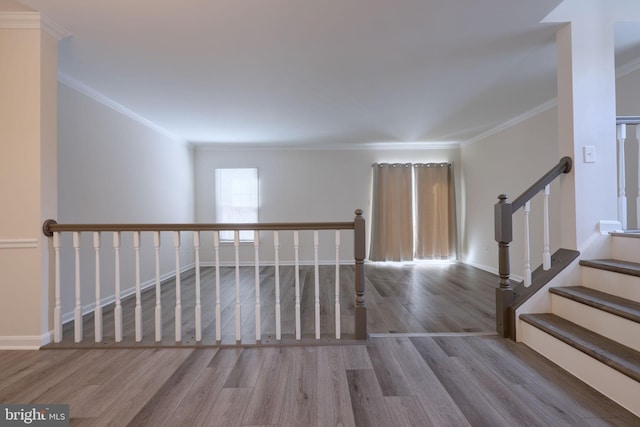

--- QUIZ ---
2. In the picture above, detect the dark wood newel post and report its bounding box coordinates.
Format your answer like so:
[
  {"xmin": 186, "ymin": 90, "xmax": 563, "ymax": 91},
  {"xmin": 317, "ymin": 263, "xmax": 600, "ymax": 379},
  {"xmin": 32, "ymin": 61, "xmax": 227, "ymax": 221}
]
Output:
[
  {"xmin": 495, "ymin": 194, "xmax": 515, "ymax": 338},
  {"xmin": 354, "ymin": 209, "xmax": 367, "ymax": 340}
]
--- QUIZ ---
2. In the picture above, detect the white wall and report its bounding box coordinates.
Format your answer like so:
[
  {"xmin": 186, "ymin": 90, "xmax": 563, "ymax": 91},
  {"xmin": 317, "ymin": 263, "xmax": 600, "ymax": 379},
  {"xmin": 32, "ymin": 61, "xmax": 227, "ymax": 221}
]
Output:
[
  {"xmin": 57, "ymin": 83, "xmax": 194, "ymax": 319},
  {"xmin": 460, "ymin": 108, "xmax": 561, "ymax": 275},
  {"xmin": 194, "ymin": 146, "xmax": 461, "ymax": 265}
]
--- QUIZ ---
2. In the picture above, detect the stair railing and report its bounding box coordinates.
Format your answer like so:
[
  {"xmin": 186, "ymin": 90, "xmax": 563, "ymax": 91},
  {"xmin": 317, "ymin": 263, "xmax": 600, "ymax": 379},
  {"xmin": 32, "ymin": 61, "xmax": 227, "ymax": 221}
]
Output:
[
  {"xmin": 42, "ymin": 210, "xmax": 366, "ymax": 345},
  {"xmin": 616, "ymin": 116, "xmax": 640, "ymax": 230},
  {"xmin": 494, "ymin": 157, "xmax": 572, "ymax": 338}
]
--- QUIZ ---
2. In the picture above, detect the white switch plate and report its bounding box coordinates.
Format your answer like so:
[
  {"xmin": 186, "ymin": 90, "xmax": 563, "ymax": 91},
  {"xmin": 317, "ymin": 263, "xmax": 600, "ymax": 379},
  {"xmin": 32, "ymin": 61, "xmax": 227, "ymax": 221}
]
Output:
[{"xmin": 583, "ymin": 145, "xmax": 596, "ymax": 163}]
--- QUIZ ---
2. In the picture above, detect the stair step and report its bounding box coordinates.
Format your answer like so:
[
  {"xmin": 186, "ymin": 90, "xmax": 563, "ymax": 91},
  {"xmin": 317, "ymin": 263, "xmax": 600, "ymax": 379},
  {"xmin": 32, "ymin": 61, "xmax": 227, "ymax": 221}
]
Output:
[
  {"xmin": 549, "ymin": 286, "xmax": 640, "ymax": 324},
  {"xmin": 611, "ymin": 233, "xmax": 640, "ymax": 264},
  {"xmin": 519, "ymin": 313, "xmax": 640, "ymax": 383},
  {"xmin": 579, "ymin": 259, "xmax": 640, "ymax": 277}
]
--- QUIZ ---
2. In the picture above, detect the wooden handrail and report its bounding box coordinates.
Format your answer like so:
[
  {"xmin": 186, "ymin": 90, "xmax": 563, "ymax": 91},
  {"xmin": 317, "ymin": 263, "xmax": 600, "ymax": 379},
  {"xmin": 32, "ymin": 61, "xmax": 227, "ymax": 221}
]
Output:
[
  {"xmin": 511, "ymin": 156, "xmax": 572, "ymax": 212},
  {"xmin": 43, "ymin": 219, "xmax": 355, "ymax": 236},
  {"xmin": 494, "ymin": 157, "xmax": 572, "ymax": 338},
  {"xmin": 616, "ymin": 116, "xmax": 640, "ymax": 125}
]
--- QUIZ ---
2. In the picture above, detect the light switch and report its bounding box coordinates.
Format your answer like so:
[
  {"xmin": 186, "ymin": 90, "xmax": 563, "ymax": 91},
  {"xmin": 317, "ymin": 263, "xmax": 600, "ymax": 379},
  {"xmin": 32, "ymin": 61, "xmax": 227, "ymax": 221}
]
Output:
[{"xmin": 583, "ymin": 146, "xmax": 596, "ymax": 163}]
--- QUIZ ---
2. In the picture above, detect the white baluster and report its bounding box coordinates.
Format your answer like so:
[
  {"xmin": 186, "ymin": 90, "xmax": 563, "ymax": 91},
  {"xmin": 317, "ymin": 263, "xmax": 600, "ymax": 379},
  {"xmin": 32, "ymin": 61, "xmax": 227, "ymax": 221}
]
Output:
[
  {"xmin": 94, "ymin": 232, "xmax": 102, "ymax": 342},
  {"xmin": 234, "ymin": 230, "xmax": 241, "ymax": 342},
  {"xmin": 314, "ymin": 230, "xmax": 320, "ymax": 339},
  {"xmin": 254, "ymin": 231, "xmax": 261, "ymax": 342},
  {"xmin": 523, "ymin": 202, "xmax": 532, "ymax": 287},
  {"xmin": 174, "ymin": 231, "xmax": 182, "ymax": 342},
  {"xmin": 274, "ymin": 231, "xmax": 281, "ymax": 341},
  {"xmin": 113, "ymin": 232, "xmax": 122, "ymax": 342},
  {"xmin": 214, "ymin": 231, "xmax": 221, "ymax": 342},
  {"xmin": 53, "ymin": 232, "xmax": 62, "ymax": 343},
  {"xmin": 636, "ymin": 126, "xmax": 640, "ymax": 229},
  {"xmin": 134, "ymin": 231, "xmax": 143, "ymax": 342},
  {"xmin": 335, "ymin": 230, "xmax": 341, "ymax": 339},
  {"xmin": 194, "ymin": 231, "xmax": 202, "ymax": 342},
  {"xmin": 73, "ymin": 232, "xmax": 82, "ymax": 343},
  {"xmin": 543, "ymin": 184, "xmax": 551, "ymax": 270},
  {"xmin": 294, "ymin": 231, "xmax": 301, "ymax": 340},
  {"xmin": 154, "ymin": 232, "xmax": 162, "ymax": 342},
  {"xmin": 233, "ymin": 230, "xmax": 242, "ymax": 342},
  {"xmin": 618, "ymin": 124, "xmax": 628, "ymax": 229}
]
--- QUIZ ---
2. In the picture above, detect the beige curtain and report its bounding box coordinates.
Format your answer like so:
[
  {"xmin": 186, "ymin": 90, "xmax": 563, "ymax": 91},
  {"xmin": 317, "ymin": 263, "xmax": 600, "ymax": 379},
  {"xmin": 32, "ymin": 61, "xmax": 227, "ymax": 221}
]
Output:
[
  {"xmin": 414, "ymin": 163, "xmax": 457, "ymax": 260},
  {"xmin": 369, "ymin": 163, "xmax": 414, "ymax": 261}
]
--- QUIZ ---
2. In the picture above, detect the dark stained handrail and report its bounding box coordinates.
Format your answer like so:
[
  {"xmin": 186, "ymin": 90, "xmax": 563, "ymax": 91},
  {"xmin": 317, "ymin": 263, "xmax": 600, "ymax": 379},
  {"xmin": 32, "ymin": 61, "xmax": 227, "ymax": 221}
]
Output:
[
  {"xmin": 494, "ymin": 157, "xmax": 572, "ymax": 338},
  {"xmin": 511, "ymin": 156, "xmax": 572, "ymax": 212},
  {"xmin": 616, "ymin": 116, "xmax": 640, "ymax": 125},
  {"xmin": 43, "ymin": 220, "xmax": 355, "ymax": 236}
]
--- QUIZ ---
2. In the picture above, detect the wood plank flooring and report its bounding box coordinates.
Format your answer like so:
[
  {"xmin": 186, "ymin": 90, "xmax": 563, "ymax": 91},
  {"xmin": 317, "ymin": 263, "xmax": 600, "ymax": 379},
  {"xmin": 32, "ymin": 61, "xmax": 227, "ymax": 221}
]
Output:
[
  {"xmin": 6, "ymin": 263, "xmax": 639, "ymax": 425},
  {"xmin": 50, "ymin": 262, "xmax": 497, "ymax": 347},
  {"xmin": 2, "ymin": 336, "xmax": 638, "ymax": 425}
]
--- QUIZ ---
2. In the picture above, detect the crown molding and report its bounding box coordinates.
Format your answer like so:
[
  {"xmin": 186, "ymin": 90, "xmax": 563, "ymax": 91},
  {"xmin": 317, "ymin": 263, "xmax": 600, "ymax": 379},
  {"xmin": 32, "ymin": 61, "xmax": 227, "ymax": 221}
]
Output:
[
  {"xmin": 59, "ymin": 73, "xmax": 186, "ymax": 145},
  {"xmin": 0, "ymin": 12, "xmax": 71, "ymax": 40},
  {"xmin": 617, "ymin": 56, "xmax": 640, "ymax": 79},
  {"xmin": 41, "ymin": 14, "xmax": 72, "ymax": 40},
  {"xmin": 0, "ymin": 11, "xmax": 39, "ymax": 28},
  {"xmin": 462, "ymin": 55, "xmax": 640, "ymax": 147},
  {"xmin": 463, "ymin": 98, "xmax": 558, "ymax": 146},
  {"xmin": 192, "ymin": 140, "xmax": 460, "ymax": 152}
]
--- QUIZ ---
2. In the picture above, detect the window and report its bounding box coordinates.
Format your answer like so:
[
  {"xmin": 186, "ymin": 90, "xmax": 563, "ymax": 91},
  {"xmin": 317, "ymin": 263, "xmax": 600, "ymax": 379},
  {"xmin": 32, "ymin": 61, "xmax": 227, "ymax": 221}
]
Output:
[{"xmin": 215, "ymin": 168, "xmax": 259, "ymax": 241}]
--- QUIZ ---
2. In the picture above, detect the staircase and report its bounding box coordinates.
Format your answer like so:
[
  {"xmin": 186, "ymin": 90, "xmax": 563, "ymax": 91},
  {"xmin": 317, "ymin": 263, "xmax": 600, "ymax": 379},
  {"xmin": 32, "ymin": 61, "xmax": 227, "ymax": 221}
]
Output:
[{"xmin": 519, "ymin": 232, "xmax": 640, "ymax": 417}]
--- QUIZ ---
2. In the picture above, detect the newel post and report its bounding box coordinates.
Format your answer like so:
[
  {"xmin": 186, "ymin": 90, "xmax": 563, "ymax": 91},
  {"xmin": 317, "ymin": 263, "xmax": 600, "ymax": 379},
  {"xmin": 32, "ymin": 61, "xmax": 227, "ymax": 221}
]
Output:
[
  {"xmin": 354, "ymin": 209, "xmax": 367, "ymax": 340},
  {"xmin": 495, "ymin": 194, "xmax": 515, "ymax": 338}
]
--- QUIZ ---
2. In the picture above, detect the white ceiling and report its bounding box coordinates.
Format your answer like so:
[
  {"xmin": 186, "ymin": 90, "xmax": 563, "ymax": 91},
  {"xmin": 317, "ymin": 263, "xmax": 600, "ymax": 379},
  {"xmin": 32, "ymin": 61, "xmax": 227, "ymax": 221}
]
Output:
[{"xmin": 15, "ymin": 0, "xmax": 640, "ymax": 146}]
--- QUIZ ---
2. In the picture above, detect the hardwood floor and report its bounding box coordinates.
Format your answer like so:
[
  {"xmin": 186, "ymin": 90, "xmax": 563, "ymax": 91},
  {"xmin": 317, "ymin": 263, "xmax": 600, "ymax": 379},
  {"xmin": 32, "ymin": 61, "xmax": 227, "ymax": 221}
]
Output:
[
  {"xmin": 2, "ymin": 336, "xmax": 638, "ymax": 425},
  {"xmin": 3, "ymin": 263, "xmax": 638, "ymax": 425},
  {"xmin": 51, "ymin": 262, "xmax": 497, "ymax": 347}
]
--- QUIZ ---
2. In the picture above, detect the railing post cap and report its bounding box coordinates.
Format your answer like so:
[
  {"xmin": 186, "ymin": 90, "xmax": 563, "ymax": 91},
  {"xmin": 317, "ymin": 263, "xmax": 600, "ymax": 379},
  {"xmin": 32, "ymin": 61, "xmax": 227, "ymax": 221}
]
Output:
[
  {"xmin": 43, "ymin": 219, "xmax": 57, "ymax": 237},
  {"xmin": 497, "ymin": 194, "xmax": 508, "ymax": 202},
  {"xmin": 355, "ymin": 209, "xmax": 364, "ymax": 216}
]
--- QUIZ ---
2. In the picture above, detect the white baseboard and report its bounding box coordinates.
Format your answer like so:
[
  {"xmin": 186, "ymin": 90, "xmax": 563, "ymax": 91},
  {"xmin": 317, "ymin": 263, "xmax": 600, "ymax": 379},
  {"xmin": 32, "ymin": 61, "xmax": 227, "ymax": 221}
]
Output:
[
  {"xmin": 0, "ymin": 332, "xmax": 52, "ymax": 350},
  {"xmin": 61, "ymin": 263, "xmax": 195, "ymax": 325},
  {"xmin": 199, "ymin": 259, "xmax": 355, "ymax": 268},
  {"xmin": 461, "ymin": 259, "xmax": 523, "ymax": 282},
  {"xmin": 461, "ymin": 259, "xmax": 498, "ymax": 275}
]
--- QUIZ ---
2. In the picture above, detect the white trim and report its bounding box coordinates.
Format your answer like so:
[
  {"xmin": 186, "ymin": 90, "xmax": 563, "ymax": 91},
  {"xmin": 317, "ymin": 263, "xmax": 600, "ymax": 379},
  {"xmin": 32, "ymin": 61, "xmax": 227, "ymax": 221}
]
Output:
[
  {"xmin": 41, "ymin": 14, "xmax": 72, "ymax": 40},
  {"xmin": 463, "ymin": 99, "xmax": 558, "ymax": 146},
  {"xmin": 199, "ymin": 260, "xmax": 355, "ymax": 268},
  {"xmin": 0, "ymin": 12, "xmax": 71, "ymax": 40},
  {"xmin": 192, "ymin": 141, "xmax": 461, "ymax": 152},
  {"xmin": 461, "ymin": 259, "xmax": 498, "ymax": 276},
  {"xmin": 0, "ymin": 333, "xmax": 51, "ymax": 350},
  {"xmin": 461, "ymin": 259, "xmax": 523, "ymax": 282},
  {"xmin": 617, "ymin": 57, "xmax": 640, "ymax": 79},
  {"xmin": 459, "ymin": 55, "xmax": 640, "ymax": 147},
  {"xmin": 58, "ymin": 73, "xmax": 186, "ymax": 145},
  {"xmin": 60, "ymin": 263, "xmax": 195, "ymax": 325},
  {"xmin": 598, "ymin": 220, "xmax": 623, "ymax": 235},
  {"xmin": 0, "ymin": 11, "xmax": 39, "ymax": 28},
  {"xmin": 0, "ymin": 239, "xmax": 38, "ymax": 249}
]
